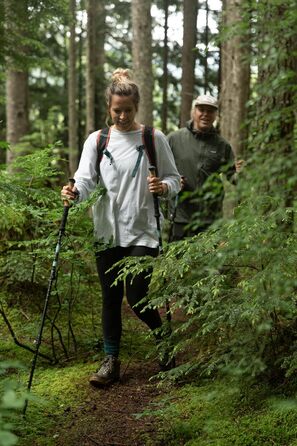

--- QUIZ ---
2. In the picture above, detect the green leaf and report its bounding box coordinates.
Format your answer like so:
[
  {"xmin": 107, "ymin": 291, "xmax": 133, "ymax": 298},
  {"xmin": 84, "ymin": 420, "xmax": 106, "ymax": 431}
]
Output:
[{"xmin": 0, "ymin": 430, "xmax": 18, "ymax": 446}]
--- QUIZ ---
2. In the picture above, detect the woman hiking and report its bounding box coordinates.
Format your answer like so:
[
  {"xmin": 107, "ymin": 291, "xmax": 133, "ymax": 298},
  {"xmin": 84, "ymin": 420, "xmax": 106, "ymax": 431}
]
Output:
[{"xmin": 61, "ymin": 68, "xmax": 180, "ymax": 387}]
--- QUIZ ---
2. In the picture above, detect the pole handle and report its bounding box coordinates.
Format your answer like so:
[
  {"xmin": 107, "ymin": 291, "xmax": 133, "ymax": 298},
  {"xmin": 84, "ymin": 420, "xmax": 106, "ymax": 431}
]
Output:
[
  {"xmin": 148, "ymin": 165, "xmax": 156, "ymax": 178},
  {"xmin": 63, "ymin": 178, "xmax": 76, "ymax": 207}
]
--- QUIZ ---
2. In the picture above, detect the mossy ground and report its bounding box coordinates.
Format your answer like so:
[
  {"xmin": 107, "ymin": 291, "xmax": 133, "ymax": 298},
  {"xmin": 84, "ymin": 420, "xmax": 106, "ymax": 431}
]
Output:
[
  {"xmin": 147, "ymin": 380, "xmax": 297, "ymax": 446},
  {"xmin": 2, "ymin": 296, "xmax": 297, "ymax": 445}
]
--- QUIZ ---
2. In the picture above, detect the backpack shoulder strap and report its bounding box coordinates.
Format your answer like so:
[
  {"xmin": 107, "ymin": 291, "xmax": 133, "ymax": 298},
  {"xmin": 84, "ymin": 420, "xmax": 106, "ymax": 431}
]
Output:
[
  {"xmin": 96, "ymin": 127, "xmax": 111, "ymax": 176},
  {"xmin": 96, "ymin": 127, "xmax": 111, "ymax": 160},
  {"xmin": 142, "ymin": 125, "xmax": 157, "ymax": 174}
]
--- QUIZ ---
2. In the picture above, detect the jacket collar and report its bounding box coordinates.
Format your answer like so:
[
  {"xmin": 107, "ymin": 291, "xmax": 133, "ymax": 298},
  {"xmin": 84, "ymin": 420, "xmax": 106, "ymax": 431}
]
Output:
[{"xmin": 186, "ymin": 120, "xmax": 216, "ymax": 139}]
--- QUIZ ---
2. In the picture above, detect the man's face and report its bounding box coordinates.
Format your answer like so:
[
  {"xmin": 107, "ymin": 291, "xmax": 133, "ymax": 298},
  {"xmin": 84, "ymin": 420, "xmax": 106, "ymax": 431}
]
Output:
[{"xmin": 193, "ymin": 105, "xmax": 217, "ymax": 132}]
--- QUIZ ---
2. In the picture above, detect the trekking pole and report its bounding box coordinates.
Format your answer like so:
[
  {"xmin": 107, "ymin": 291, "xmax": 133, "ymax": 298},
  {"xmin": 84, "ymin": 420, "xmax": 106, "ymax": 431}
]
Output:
[
  {"xmin": 148, "ymin": 166, "xmax": 163, "ymax": 255},
  {"xmin": 168, "ymin": 193, "xmax": 179, "ymax": 243},
  {"xmin": 23, "ymin": 178, "xmax": 75, "ymax": 416},
  {"xmin": 168, "ymin": 175, "xmax": 185, "ymax": 243},
  {"xmin": 148, "ymin": 166, "xmax": 171, "ymax": 323}
]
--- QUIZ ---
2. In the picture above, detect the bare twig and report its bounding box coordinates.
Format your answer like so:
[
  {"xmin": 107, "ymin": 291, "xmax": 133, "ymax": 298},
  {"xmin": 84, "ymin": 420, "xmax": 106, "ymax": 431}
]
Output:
[
  {"xmin": 84, "ymin": 435, "xmax": 100, "ymax": 445},
  {"xmin": 0, "ymin": 306, "xmax": 53, "ymax": 362},
  {"xmin": 20, "ymin": 309, "xmax": 30, "ymax": 320}
]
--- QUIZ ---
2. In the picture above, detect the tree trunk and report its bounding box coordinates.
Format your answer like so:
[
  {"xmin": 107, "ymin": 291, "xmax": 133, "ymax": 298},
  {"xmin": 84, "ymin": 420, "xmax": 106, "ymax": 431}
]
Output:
[
  {"xmin": 180, "ymin": 0, "xmax": 198, "ymax": 128},
  {"xmin": 94, "ymin": 1, "xmax": 106, "ymax": 130},
  {"xmin": 68, "ymin": 0, "xmax": 78, "ymax": 175},
  {"xmin": 4, "ymin": 0, "xmax": 29, "ymax": 165},
  {"xmin": 219, "ymin": 0, "xmax": 250, "ymax": 158},
  {"xmin": 254, "ymin": 1, "xmax": 297, "ymax": 230},
  {"xmin": 5, "ymin": 71, "xmax": 29, "ymax": 165},
  {"xmin": 131, "ymin": 0, "xmax": 153, "ymax": 126},
  {"xmin": 161, "ymin": 0, "xmax": 169, "ymax": 134},
  {"xmin": 77, "ymin": 6, "xmax": 85, "ymax": 156},
  {"xmin": 85, "ymin": 0, "xmax": 96, "ymax": 137},
  {"xmin": 204, "ymin": 0, "xmax": 209, "ymax": 94}
]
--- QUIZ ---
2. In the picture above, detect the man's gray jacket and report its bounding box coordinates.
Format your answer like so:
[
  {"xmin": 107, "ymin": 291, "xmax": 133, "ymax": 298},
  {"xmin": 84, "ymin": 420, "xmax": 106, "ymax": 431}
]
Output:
[{"xmin": 167, "ymin": 120, "xmax": 235, "ymax": 229}]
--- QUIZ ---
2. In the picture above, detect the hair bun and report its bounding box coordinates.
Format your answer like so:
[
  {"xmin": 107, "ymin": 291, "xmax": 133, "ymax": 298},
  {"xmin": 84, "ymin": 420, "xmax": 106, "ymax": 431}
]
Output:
[{"xmin": 111, "ymin": 68, "xmax": 133, "ymax": 84}]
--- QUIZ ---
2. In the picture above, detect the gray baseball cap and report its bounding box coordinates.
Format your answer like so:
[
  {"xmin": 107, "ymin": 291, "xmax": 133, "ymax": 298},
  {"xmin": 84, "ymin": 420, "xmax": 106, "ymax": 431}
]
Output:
[{"xmin": 194, "ymin": 94, "xmax": 218, "ymax": 109}]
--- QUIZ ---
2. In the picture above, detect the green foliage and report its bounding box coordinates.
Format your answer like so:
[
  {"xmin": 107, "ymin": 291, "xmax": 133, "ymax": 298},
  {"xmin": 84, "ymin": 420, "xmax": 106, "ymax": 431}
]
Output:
[
  {"xmin": 115, "ymin": 192, "xmax": 297, "ymax": 381},
  {"xmin": 141, "ymin": 381, "xmax": 297, "ymax": 445},
  {"xmin": 0, "ymin": 146, "xmax": 104, "ymax": 361},
  {"xmin": 1, "ymin": 0, "xmax": 221, "ymax": 144},
  {"xmin": 0, "ymin": 361, "xmax": 26, "ymax": 446},
  {"xmin": 2, "ymin": 0, "xmax": 68, "ymax": 69},
  {"xmin": 23, "ymin": 106, "xmax": 67, "ymax": 148},
  {"xmin": 112, "ymin": 0, "xmax": 297, "ymax": 387},
  {"xmin": 0, "ymin": 2, "xmax": 297, "ymax": 444}
]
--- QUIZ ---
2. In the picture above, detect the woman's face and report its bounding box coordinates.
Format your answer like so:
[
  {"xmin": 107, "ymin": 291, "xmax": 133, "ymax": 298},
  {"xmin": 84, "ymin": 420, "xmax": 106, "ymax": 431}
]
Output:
[{"xmin": 109, "ymin": 94, "xmax": 138, "ymax": 132}]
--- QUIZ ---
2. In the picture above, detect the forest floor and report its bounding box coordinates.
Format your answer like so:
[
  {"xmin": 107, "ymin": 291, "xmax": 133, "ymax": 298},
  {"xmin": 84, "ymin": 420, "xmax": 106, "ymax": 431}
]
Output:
[
  {"xmin": 51, "ymin": 307, "xmax": 178, "ymax": 446},
  {"xmin": 44, "ymin": 302, "xmax": 184, "ymax": 446},
  {"xmin": 4, "ymin": 295, "xmax": 297, "ymax": 446},
  {"xmin": 53, "ymin": 359, "xmax": 165, "ymax": 446},
  {"xmin": 10, "ymin": 304, "xmax": 178, "ymax": 446}
]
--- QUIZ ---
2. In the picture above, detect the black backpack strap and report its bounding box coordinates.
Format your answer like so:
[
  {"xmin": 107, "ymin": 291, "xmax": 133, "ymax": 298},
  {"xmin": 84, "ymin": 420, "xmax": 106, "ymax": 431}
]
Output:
[
  {"xmin": 142, "ymin": 125, "xmax": 157, "ymax": 174},
  {"xmin": 96, "ymin": 127, "xmax": 111, "ymax": 178}
]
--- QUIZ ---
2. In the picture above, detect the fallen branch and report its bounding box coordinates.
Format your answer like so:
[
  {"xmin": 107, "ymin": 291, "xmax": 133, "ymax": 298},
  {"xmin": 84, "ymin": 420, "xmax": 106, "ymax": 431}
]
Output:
[
  {"xmin": 85, "ymin": 435, "xmax": 101, "ymax": 445},
  {"xmin": 0, "ymin": 305, "xmax": 53, "ymax": 363}
]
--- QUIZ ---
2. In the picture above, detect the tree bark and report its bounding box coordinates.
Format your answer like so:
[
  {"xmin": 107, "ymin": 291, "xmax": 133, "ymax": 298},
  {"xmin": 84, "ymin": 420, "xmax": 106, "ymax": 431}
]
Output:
[
  {"xmin": 131, "ymin": 0, "xmax": 153, "ymax": 126},
  {"xmin": 161, "ymin": 0, "xmax": 169, "ymax": 134},
  {"xmin": 77, "ymin": 6, "xmax": 85, "ymax": 156},
  {"xmin": 180, "ymin": 0, "xmax": 198, "ymax": 128},
  {"xmin": 204, "ymin": 0, "xmax": 209, "ymax": 94},
  {"xmin": 4, "ymin": 0, "xmax": 29, "ymax": 165},
  {"xmin": 219, "ymin": 0, "xmax": 250, "ymax": 158},
  {"xmin": 94, "ymin": 1, "xmax": 106, "ymax": 130},
  {"xmin": 5, "ymin": 70, "xmax": 29, "ymax": 164},
  {"xmin": 68, "ymin": 0, "xmax": 78, "ymax": 175},
  {"xmin": 254, "ymin": 1, "xmax": 297, "ymax": 230},
  {"xmin": 85, "ymin": 0, "xmax": 97, "ymax": 137}
]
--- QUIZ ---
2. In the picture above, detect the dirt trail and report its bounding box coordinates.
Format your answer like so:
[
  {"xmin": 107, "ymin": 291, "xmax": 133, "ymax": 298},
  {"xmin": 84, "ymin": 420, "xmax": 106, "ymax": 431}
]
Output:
[{"xmin": 54, "ymin": 360, "xmax": 165, "ymax": 446}]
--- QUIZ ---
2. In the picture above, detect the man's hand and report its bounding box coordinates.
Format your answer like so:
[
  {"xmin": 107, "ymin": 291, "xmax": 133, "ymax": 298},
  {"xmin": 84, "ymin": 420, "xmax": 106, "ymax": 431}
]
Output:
[
  {"xmin": 235, "ymin": 159, "xmax": 244, "ymax": 173},
  {"xmin": 180, "ymin": 175, "xmax": 186, "ymax": 190}
]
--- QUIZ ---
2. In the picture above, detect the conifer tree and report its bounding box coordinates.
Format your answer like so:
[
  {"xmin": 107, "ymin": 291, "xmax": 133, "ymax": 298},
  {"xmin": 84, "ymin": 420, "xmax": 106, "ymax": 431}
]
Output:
[
  {"xmin": 180, "ymin": 0, "xmax": 198, "ymax": 127},
  {"xmin": 131, "ymin": 0, "xmax": 153, "ymax": 125}
]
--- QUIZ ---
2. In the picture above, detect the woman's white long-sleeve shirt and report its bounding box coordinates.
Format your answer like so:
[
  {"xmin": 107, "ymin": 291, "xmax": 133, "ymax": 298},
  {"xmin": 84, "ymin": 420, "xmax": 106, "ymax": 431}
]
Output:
[{"xmin": 74, "ymin": 126, "xmax": 181, "ymax": 248}]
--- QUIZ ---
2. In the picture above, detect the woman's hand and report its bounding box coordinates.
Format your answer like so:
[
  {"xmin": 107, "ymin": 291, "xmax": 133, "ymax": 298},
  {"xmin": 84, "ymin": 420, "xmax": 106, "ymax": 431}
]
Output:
[
  {"xmin": 147, "ymin": 175, "xmax": 168, "ymax": 196},
  {"xmin": 61, "ymin": 184, "xmax": 78, "ymax": 203}
]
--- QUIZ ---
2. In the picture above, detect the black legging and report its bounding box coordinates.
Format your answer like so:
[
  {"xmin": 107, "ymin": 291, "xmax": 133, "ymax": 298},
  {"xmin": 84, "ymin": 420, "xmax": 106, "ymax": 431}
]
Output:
[{"xmin": 95, "ymin": 245, "xmax": 162, "ymax": 357}]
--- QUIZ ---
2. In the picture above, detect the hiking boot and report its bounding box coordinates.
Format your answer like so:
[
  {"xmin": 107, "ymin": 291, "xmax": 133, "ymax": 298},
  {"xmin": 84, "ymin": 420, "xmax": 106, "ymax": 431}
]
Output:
[
  {"xmin": 89, "ymin": 355, "xmax": 121, "ymax": 387},
  {"xmin": 158, "ymin": 349, "xmax": 176, "ymax": 371},
  {"xmin": 156, "ymin": 340, "xmax": 176, "ymax": 371}
]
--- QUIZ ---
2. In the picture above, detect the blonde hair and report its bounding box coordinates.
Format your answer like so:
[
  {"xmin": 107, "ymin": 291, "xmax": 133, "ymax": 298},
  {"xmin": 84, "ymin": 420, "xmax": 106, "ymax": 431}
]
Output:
[
  {"xmin": 111, "ymin": 68, "xmax": 133, "ymax": 83},
  {"xmin": 106, "ymin": 68, "xmax": 140, "ymax": 109}
]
